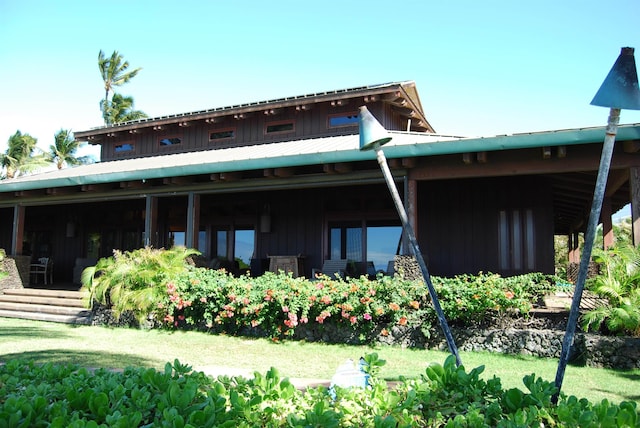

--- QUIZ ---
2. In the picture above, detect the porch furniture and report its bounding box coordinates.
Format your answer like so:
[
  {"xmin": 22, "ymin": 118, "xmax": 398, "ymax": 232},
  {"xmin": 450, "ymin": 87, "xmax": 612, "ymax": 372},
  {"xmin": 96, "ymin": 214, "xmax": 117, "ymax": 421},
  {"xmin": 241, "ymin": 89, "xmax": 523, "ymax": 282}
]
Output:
[
  {"xmin": 30, "ymin": 257, "xmax": 53, "ymax": 285},
  {"xmin": 268, "ymin": 255, "xmax": 304, "ymax": 278},
  {"xmin": 311, "ymin": 259, "xmax": 348, "ymax": 280}
]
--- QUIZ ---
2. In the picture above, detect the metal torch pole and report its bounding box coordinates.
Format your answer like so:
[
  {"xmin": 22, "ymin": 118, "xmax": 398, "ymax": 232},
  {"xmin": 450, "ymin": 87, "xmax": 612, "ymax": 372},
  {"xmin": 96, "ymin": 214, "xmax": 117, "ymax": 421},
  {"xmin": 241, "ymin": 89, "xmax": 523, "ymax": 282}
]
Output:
[
  {"xmin": 374, "ymin": 144, "xmax": 462, "ymax": 366},
  {"xmin": 552, "ymin": 108, "xmax": 620, "ymax": 403}
]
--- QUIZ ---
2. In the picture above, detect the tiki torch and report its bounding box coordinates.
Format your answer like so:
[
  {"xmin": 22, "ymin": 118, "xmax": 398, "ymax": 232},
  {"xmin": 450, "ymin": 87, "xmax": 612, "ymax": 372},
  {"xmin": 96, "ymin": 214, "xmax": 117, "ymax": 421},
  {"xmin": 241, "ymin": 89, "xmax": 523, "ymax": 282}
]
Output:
[
  {"xmin": 359, "ymin": 106, "xmax": 462, "ymax": 366},
  {"xmin": 553, "ymin": 47, "xmax": 640, "ymax": 403}
]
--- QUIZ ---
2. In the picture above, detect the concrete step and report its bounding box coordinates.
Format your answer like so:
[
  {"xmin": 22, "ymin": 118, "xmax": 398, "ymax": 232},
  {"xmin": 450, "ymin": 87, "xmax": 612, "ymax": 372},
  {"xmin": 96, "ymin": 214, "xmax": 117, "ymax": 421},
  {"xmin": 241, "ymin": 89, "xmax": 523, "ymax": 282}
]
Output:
[
  {"xmin": 0, "ymin": 288, "xmax": 91, "ymax": 325},
  {"xmin": 0, "ymin": 301, "xmax": 91, "ymax": 316},
  {"xmin": 0, "ymin": 309, "xmax": 91, "ymax": 325}
]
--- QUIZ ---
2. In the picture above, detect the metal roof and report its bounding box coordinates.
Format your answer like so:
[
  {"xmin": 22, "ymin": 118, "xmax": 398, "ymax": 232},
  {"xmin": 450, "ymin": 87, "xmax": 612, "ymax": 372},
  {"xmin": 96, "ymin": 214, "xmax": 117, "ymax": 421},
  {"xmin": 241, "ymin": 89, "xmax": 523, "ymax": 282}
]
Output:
[
  {"xmin": 2, "ymin": 123, "xmax": 640, "ymax": 193},
  {"xmin": 74, "ymin": 81, "xmax": 431, "ymax": 138}
]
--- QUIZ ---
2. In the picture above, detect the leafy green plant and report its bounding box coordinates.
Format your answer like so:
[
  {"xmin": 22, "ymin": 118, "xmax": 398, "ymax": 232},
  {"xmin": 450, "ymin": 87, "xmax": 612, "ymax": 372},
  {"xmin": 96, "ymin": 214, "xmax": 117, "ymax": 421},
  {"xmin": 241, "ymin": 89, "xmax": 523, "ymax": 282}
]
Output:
[
  {"xmin": 5, "ymin": 355, "xmax": 637, "ymax": 427},
  {"xmin": 583, "ymin": 244, "xmax": 640, "ymax": 336},
  {"xmin": 81, "ymin": 246, "xmax": 200, "ymax": 325},
  {"xmin": 0, "ymin": 248, "xmax": 7, "ymax": 281}
]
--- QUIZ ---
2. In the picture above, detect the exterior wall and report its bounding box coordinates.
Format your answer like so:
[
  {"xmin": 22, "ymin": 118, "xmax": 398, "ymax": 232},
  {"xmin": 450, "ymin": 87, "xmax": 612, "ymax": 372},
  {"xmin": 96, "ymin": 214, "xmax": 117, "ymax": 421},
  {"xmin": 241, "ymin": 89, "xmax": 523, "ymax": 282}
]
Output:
[
  {"xmin": 98, "ymin": 100, "xmax": 411, "ymax": 162},
  {"xmin": 418, "ymin": 176, "xmax": 555, "ymax": 277}
]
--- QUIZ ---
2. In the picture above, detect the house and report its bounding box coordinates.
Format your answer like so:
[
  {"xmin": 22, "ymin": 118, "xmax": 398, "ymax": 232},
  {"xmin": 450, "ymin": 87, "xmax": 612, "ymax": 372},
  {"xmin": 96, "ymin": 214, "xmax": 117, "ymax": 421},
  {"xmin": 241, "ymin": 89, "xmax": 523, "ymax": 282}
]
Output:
[{"xmin": 1, "ymin": 81, "xmax": 640, "ymax": 284}]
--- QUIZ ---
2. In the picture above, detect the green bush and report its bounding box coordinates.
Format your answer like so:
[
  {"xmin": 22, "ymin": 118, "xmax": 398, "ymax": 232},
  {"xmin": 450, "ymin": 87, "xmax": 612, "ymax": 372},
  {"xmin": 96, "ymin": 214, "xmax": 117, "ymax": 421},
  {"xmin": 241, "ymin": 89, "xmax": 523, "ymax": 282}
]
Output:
[
  {"xmin": 583, "ymin": 244, "xmax": 640, "ymax": 336},
  {"xmin": 159, "ymin": 267, "xmax": 557, "ymax": 341},
  {"xmin": 81, "ymin": 246, "xmax": 200, "ymax": 325},
  {"xmin": 1, "ymin": 356, "xmax": 637, "ymax": 426},
  {"xmin": 82, "ymin": 247, "xmax": 560, "ymax": 340}
]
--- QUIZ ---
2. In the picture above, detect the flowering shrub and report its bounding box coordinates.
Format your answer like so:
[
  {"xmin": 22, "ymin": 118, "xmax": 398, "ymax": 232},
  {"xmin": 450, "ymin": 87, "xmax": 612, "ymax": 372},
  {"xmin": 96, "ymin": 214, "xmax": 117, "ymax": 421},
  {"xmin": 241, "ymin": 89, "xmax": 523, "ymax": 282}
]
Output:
[{"xmin": 157, "ymin": 267, "xmax": 558, "ymax": 341}]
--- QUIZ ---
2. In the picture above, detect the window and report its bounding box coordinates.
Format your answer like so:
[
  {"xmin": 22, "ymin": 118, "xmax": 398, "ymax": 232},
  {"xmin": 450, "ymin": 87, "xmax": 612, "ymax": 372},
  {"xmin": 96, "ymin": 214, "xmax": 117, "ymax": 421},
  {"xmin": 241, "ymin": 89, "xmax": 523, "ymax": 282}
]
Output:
[
  {"xmin": 214, "ymin": 228, "xmax": 255, "ymax": 270},
  {"xmin": 209, "ymin": 128, "xmax": 235, "ymax": 141},
  {"xmin": 159, "ymin": 136, "xmax": 182, "ymax": 146},
  {"xmin": 498, "ymin": 209, "xmax": 535, "ymax": 272},
  {"xmin": 265, "ymin": 120, "xmax": 294, "ymax": 134},
  {"xmin": 114, "ymin": 142, "xmax": 134, "ymax": 153},
  {"xmin": 328, "ymin": 112, "xmax": 359, "ymax": 128},
  {"xmin": 329, "ymin": 220, "xmax": 402, "ymax": 276}
]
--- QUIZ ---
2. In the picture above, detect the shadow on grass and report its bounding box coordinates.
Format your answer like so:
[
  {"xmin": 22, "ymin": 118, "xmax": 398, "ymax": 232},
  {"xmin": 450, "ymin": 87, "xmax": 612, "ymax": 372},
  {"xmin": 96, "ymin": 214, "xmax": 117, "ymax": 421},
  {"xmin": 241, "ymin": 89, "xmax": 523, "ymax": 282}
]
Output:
[
  {"xmin": 0, "ymin": 349, "xmax": 165, "ymax": 370},
  {"xmin": 0, "ymin": 325, "xmax": 72, "ymax": 339}
]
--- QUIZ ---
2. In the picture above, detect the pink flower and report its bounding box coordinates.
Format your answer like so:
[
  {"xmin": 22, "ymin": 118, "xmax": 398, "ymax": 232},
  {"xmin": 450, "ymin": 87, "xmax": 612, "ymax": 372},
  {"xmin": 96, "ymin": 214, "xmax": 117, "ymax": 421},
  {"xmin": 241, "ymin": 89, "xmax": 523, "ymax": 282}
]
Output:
[
  {"xmin": 363, "ymin": 313, "xmax": 372, "ymax": 321},
  {"xmin": 282, "ymin": 306, "xmax": 289, "ymax": 313},
  {"xmin": 349, "ymin": 316, "xmax": 357, "ymax": 324},
  {"xmin": 200, "ymin": 297, "xmax": 207, "ymax": 303}
]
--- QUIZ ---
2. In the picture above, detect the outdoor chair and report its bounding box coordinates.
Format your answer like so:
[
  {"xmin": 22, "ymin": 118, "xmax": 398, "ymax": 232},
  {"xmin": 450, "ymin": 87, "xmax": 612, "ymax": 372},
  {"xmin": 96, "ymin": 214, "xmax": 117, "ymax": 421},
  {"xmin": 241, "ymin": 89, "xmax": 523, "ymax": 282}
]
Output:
[
  {"xmin": 30, "ymin": 257, "xmax": 53, "ymax": 285},
  {"xmin": 312, "ymin": 259, "xmax": 348, "ymax": 280}
]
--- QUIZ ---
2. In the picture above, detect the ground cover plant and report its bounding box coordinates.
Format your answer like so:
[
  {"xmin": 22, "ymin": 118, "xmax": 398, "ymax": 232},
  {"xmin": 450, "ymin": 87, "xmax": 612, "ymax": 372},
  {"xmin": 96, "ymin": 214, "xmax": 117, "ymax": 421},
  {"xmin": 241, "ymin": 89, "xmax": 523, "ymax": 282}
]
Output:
[
  {"xmin": 1, "ymin": 354, "xmax": 638, "ymax": 427},
  {"xmin": 1, "ymin": 317, "xmax": 638, "ymax": 405}
]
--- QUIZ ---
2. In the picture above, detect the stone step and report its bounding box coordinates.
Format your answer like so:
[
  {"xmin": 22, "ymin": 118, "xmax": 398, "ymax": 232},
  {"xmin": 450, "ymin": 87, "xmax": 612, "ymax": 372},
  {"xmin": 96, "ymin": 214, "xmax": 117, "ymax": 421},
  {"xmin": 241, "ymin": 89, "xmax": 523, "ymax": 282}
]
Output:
[
  {"xmin": 0, "ymin": 293, "xmax": 87, "ymax": 308},
  {"xmin": 0, "ymin": 309, "xmax": 91, "ymax": 325},
  {"xmin": 0, "ymin": 301, "xmax": 91, "ymax": 316},
  {"xmin": 0, "ymin": 288, "xmax": 92, "ymax": 325},
  {"xmin": 2, "ymin": 288, "xmax": 87, "ymax": 299}
]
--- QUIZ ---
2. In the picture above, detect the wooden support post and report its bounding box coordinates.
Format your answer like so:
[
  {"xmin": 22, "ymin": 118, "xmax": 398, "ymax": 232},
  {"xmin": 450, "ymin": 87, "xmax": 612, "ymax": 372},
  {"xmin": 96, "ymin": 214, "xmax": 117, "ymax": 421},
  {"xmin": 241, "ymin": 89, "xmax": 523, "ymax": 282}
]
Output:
[
  {"xmin": 144, "ymin": 196, "xmax": 158, "ymax": 247},
  {"xmin": 601, "ymin": 197, "xmax": 614, "ymax": 249},
  {"xmin": 186, "ymin": 193, "xmax": 200, "ymax": 249},
  {"xmin": 630, "ymin": 166, "xmax": 640, "ymax": 246},
  {"xmin": 11, "ymin": 205, "xmax": 25, "ymax": 255}
]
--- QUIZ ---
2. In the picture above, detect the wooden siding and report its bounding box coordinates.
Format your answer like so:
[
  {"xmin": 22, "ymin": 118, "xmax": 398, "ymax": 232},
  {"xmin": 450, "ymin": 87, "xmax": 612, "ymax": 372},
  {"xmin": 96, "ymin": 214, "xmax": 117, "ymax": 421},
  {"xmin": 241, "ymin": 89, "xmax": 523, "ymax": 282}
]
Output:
[
  {"xmin": 418, "ymin": 176, "xmax": 555, "ymax": 277},
  {"xmin": 99, "ymin": 100, "xmax": 412, "ymax": 162}
]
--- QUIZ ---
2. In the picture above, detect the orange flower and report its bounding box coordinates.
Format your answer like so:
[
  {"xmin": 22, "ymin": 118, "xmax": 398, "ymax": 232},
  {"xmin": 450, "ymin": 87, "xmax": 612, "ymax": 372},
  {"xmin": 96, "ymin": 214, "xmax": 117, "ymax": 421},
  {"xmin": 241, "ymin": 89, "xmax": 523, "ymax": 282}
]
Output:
[
  {"xmin": 381, "ymin": 328, "xmax": 389, "ymax": 336},
  {"xmin": 389, "ymin": 302, "xmax": 400, "ymax": 311},
  {"xmin": 504, "ymin": 291, "xmax": 515, "ymax": 300},
  {"xmin": 398, "ymin": 316, "xmax": 407, "ymax": 326},
  {"xmin": 409, "ymin": 300, "xmax": 420, "ymax": 309}
]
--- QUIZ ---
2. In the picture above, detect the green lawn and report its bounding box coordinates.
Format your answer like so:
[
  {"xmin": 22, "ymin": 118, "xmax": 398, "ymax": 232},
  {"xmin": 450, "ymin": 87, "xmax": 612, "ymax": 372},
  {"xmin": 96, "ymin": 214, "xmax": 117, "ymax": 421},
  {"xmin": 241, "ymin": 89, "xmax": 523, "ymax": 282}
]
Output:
[{"xmin": 0, "ymin": 317, "xmax": 638, "ymax": 406}]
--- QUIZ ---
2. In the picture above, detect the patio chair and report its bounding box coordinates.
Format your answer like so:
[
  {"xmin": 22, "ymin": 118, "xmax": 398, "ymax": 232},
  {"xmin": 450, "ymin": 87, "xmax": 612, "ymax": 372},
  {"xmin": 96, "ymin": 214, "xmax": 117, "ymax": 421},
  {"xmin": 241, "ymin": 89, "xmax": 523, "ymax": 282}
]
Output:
[
  {"xmin": 312, "ymin": 259, "xmax": 348, "ymax": 280},
  {"xmin": 30, "ymin": 257, "xmax": 53, "ymax": 285}
]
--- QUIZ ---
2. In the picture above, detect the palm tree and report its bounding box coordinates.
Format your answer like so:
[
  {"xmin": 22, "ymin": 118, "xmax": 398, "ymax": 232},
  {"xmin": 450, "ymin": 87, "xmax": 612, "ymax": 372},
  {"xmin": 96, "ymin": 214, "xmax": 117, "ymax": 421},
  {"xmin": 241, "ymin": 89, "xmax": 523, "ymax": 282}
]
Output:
[
  {"xmin": 49, "ymin": 129, "xmax": 94, "ymax": 170},
  {"xmin": 103, "ymin": 93, "xmax": 148, "ymax": 125},
  {"xmin": 1, "ymin": 131, "xmax": 49, "ymax": 179},
  {"xmin": 98, "ymin": 50, "xmax": 142, "ymax": 125}
]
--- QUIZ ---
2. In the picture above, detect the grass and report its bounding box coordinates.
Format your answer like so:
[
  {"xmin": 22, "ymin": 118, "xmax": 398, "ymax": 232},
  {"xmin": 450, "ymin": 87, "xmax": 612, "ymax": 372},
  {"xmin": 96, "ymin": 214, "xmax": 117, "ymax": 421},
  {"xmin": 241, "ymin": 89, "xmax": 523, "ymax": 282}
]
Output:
[{"xmin": 0, "ymin": 317, "xmax": 638, "ymax": 406}]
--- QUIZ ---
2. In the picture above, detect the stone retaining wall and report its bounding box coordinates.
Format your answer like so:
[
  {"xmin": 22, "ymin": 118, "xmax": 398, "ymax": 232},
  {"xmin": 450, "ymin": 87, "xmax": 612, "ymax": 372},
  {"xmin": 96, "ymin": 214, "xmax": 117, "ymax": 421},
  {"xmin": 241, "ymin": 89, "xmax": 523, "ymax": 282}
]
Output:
[
  {"xmin": 294, "ymin": 320, "xmax": 640, "ymax": 370},
  {"xmin": 0, "ymin": 255, "xmax": 29, "ymax": 290}
]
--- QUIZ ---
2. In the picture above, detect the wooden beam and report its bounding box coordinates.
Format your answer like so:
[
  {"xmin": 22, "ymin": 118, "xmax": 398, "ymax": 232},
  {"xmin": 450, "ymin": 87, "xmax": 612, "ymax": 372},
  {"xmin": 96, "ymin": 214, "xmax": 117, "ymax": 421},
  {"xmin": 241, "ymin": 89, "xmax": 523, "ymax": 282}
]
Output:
[
  {"xmin": 623, "ymin": 140, "xmax": 640, "ymax": 153},
  {"xmin": 332, "ymin": 163, "xmax": 352, "ymax": 174},
  {"xmin": 409, "ymin": 148, "xmax": 640, "ymax": 181},
  {"xmin": 274, "ymin": 167, "xmax": 294, "ymax": 178}
]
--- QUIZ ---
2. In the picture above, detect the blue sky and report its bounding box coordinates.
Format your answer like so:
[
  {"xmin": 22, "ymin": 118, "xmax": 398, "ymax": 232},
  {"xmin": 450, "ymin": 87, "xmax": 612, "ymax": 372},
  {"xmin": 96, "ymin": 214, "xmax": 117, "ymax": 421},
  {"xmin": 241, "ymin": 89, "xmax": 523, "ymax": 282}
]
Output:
[{"xmin": 1, "ymin": 0, "xmax": 639, "ymax": 162}]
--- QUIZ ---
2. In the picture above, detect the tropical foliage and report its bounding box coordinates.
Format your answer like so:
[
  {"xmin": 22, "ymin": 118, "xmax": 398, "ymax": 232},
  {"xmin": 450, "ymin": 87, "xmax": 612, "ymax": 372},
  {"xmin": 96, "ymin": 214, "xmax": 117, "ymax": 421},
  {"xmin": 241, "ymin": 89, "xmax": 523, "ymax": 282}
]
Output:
[
  {"xmin": 81, "ymin": 246, "xmax": 200, "ymax": 325},
  {"xmin": 81, "ymin": 247, "xmax": 558, "ymax": 342},
  {"xmin": 103, "ymin": 93, "xmax": 148, "ymax": 124},
  {"xmin": 0, "ymin": 248, "xmax": 7, "ymax": 282},
  {"xmin": 583, "ymin": 244, "xmax": 640, "ymax": 336},
  {"xmin": 1, "ymin": 356, "xmax": 637, "ymax": 426},
  {"xmin": 98, "ymin": 49, "xmax": 144, "ymax": 125},
  {"xmin": 48, "ymin": 129, "xmax": 93, "ymax": 169},
  {"xmin": 0, "ymin": 130, "xmax": 49, "ymax": 179}
]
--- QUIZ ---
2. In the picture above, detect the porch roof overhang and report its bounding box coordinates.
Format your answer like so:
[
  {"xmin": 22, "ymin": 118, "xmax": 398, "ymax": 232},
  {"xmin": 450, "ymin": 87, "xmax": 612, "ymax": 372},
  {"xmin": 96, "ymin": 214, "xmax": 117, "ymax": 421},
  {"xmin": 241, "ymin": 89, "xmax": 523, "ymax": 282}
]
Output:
[{"xmin": 2, "ymin": 123, "xmax": 640, "ymax": 194}]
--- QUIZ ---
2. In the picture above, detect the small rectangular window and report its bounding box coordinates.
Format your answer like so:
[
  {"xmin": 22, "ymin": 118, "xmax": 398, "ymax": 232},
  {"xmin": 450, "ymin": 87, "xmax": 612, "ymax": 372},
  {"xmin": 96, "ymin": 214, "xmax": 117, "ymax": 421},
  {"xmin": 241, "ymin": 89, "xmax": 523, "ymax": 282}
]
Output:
[
  {"xmin": 328, "ymin": 113, "xmax": 359, "ymax": 128},
  {"xmin": 265, "ymin": 121, "xmax": 294, "ymax": 134},
  {"xmin": 159, "ymin": 136, "xmax": 182, "ymax": 146},
  {"xmin": 209, "ymin": 128, "xmax": 235, "ymax": 141},
  {"xmin": 115, "ymin": 143, "xmax": 134, "ymax": 153}
]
